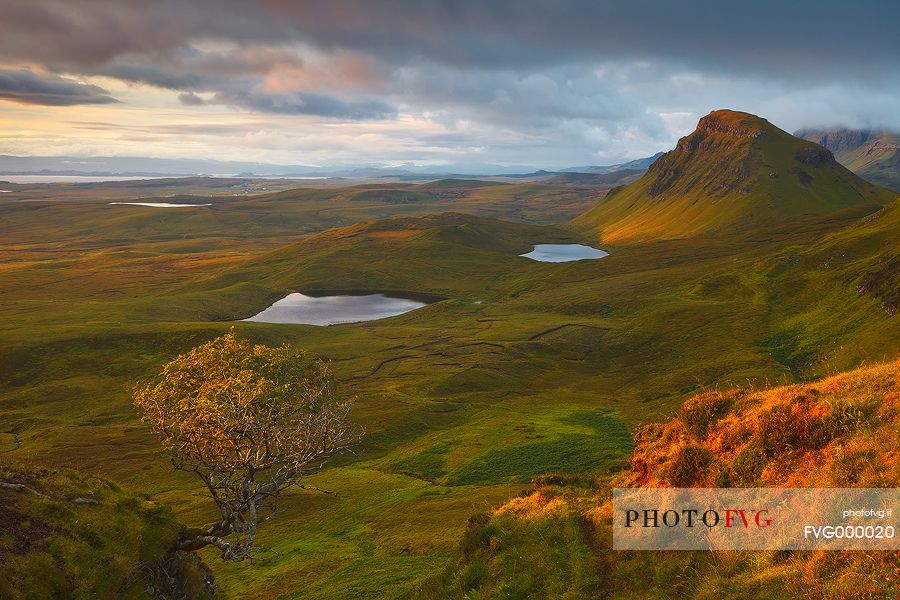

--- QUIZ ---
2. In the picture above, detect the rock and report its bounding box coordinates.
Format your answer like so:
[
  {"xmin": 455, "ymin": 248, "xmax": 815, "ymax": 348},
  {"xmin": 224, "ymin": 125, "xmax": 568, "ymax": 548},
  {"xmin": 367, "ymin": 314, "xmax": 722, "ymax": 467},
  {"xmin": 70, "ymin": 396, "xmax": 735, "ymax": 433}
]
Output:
[
  {"xmin": 795, "ymin": 145, "xmax": 837, "ymax": 166},
  {"xmin": 0, "ymin": 481, "xmax": 48, "ymax": 498}
]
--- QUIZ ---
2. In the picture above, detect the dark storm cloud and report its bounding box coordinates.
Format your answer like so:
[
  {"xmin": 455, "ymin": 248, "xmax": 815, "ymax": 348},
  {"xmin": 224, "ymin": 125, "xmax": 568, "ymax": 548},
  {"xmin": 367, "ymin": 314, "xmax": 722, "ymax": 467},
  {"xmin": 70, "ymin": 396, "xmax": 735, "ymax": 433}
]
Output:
[
  {"xmin": 102, "ymin": 61, "xmax": 207, "ymax": 90},
  {"xmin": 0, "ymin": 1, "xmax": 897, "ymax": 79},
  {"xmin": 0, "ymin": 68, "xmax": 118, "ymax": 106},
  {"xmin": 98, "ymin": 47, "xmax": 307, "ymax": 90}
]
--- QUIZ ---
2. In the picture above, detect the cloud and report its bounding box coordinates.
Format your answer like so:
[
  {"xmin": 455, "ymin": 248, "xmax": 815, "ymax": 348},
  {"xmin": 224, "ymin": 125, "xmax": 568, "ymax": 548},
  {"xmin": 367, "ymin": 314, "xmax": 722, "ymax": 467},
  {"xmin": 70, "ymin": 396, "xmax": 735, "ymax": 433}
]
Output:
[
  {"xmin": 0, "ymin": 68, "xmax": 118, "ymax": 106},
  {"xmin": 2, "ymin": 0, "xmax": 900, "ymax": 166},
  {"xmin": 212, "ymin": 88, "xmax": 395, "ymax": 119},
  {"xmin": 178, "ymin": 92, "xmax": 206, "ymax": 106},
  {"xmin": 1, "ymin": 1, "xmax": 897, "ymax": 80}
]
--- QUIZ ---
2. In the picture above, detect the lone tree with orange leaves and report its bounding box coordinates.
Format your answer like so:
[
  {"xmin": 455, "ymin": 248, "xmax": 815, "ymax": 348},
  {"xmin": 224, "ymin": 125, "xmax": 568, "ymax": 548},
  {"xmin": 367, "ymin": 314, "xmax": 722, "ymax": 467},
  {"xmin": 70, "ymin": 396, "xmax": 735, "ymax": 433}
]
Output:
[{"xmin": 134, "ymin": 331, "xmax": 354, "ymax": 560}]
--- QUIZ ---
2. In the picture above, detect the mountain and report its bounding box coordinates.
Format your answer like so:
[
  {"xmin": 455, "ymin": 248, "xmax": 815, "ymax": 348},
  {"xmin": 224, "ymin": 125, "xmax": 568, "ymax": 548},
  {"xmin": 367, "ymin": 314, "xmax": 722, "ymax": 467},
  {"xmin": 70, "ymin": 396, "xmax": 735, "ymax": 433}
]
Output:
[
  {"xmin": 0, "ymin": 153, "xmax": 665, "ymax": 181},
  {"xmin": 575, "ymin": 110, "xmax": 895, "ymax": 243},
  {"xmin": 795, "ymin": 128, "xmax": 900, "ymax": 191},
  {"xmin": 560, "ymin": 152, "xmax": 664, "ymax": 174},
  {"xmin": 0, "ymin": 155, "xmax": 563, "ymax": 179}
]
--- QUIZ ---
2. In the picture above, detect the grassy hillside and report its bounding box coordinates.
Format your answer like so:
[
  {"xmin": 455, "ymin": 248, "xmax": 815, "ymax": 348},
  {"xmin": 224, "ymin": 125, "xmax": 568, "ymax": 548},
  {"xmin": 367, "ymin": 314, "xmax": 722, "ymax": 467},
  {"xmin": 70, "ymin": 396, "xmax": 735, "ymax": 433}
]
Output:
[
  {"xmin": 752, "ymin": 197, "xmax": 900, "ymax": 378},
  {"xmin": 428, "ymin": 358, "xmax": 900, "ymax": 599},
  {"xmin": 576, "ymin": 110, "xmax": 894, "ymax": 243},
  {"xmin": 0, "ymin": 462, "xmax": 213, "ymax": 599},
  {"xmin": 624, "ymin": 358, "xmax": 899, "ymax": 488}
]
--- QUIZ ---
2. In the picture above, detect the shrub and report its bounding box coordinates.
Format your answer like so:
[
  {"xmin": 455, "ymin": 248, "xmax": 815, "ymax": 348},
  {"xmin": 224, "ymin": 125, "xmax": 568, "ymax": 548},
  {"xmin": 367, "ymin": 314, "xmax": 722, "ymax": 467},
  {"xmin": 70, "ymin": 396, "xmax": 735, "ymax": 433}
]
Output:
[
  {"xmin": 460, "ymin": 513, "xmax": 494, "ymax": 559},
  {"xmin": 757, "ymin": 403, "xmax": 835, "ymax": 457},
  {"xmin": 679, "ymin": 391, "xmax": 734, "ymax": 438},
  {"xmin": 729, "ymin": 441, "xmax": 768, "ymax": 486},
  {"xmin": 665, "ymin": 445, "xmax": 713, "ymax": 486}
]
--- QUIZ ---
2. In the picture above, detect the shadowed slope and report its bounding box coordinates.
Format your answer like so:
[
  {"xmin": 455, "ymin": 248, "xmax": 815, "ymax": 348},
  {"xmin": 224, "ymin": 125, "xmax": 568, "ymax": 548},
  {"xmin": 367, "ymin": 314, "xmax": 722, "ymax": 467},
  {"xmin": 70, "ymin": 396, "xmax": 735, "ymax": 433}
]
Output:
[{"xmin": 576, "ymin": 110, "xmax": 894, "ymax": 243}]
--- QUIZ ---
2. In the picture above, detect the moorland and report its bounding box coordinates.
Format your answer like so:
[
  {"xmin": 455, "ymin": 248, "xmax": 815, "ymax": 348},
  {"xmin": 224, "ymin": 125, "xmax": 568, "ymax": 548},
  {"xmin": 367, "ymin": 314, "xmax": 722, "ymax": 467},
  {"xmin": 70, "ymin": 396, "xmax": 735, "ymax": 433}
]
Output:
[{"xmin": 1, "ymin": 110, "xmax": 898, "ymax": 598}]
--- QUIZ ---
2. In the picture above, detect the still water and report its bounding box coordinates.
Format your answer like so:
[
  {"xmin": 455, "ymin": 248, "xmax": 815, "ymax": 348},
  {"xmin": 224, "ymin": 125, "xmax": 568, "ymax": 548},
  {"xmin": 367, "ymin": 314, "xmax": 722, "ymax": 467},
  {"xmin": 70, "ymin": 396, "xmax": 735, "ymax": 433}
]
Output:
[
  {"xmin": 520, "ymin": 244, "xmax": 609, "ymax": 262},
  {"xmin": 243, "ymin": 292, "xmax": 430, "ymax": 326}
]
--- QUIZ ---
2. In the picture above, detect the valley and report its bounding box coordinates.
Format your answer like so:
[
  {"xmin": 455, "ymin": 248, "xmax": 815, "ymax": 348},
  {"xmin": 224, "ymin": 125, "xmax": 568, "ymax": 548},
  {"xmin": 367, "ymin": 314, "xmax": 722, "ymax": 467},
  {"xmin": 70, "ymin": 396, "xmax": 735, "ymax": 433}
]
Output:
[{"xmin": 1, "ymin": 111, "xmax": 898, "ymax": 598}]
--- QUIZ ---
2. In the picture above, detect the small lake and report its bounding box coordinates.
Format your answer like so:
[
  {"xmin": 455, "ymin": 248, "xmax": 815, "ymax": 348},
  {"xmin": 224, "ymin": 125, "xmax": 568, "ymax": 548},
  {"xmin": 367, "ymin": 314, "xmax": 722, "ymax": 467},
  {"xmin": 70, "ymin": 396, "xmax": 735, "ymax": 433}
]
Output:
[
  {"xmin": 520, "ymin": 244, "xmax": 609, "ymax": 263},
  {"xmin": 108, "ymin": 202, "xmax": 211, "ymax": 208},
  {"xmin": 243, "ymin": 292, "xmax": 430, "ymax": 326}
]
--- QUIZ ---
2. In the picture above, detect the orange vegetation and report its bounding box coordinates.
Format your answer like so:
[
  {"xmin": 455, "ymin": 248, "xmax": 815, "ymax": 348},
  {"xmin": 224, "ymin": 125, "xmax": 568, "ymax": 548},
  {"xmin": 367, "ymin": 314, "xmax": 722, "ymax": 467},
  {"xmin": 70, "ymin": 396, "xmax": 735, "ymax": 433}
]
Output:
[{"xmin": 619, "ymin": 358, "xmax": 899, "ymax": 489}]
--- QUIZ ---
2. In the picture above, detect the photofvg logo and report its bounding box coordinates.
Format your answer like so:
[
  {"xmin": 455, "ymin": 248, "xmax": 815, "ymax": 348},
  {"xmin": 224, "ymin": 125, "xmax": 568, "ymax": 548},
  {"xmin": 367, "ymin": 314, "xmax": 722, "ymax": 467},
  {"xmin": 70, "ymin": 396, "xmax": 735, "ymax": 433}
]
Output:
[
  {"xmin": 624, "ymin": 505, "xmax": 772, "ymax": 529},
  {"xmin": 613, "ymin": 488, "xmax": 898, "ymax": 550}
]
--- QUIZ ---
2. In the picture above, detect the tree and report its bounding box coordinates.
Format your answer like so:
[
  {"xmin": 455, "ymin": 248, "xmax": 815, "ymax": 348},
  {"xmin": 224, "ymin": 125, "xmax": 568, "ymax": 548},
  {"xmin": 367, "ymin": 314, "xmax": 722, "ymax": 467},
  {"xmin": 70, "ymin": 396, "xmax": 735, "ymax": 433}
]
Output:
[{"xmin": 134, "ymin": 331, "xmax": 353, "ymax": 560}]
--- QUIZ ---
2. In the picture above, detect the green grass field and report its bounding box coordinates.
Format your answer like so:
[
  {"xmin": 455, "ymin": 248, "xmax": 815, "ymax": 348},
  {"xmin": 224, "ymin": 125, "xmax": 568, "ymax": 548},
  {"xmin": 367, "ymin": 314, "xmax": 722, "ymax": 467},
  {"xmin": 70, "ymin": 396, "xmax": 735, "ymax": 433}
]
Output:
[{"xmin": 1, "ymin": 172, "xmax": 897, "ymax": 597}]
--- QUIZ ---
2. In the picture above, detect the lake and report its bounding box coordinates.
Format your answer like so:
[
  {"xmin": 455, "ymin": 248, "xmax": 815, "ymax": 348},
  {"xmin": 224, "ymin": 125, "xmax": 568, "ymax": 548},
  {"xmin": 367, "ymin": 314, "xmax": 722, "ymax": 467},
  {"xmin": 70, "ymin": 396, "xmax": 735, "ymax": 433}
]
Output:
[
  {"xmin": 520, "ymin": 244, "xmax": 609, "ymax": 262},
  {"xmin": 108, "ymin": 202, "xmax": 211, "ymax": 208},
  {"xmin": 243, "ymin": 292, "xmax": 430, "ymax": 326}
]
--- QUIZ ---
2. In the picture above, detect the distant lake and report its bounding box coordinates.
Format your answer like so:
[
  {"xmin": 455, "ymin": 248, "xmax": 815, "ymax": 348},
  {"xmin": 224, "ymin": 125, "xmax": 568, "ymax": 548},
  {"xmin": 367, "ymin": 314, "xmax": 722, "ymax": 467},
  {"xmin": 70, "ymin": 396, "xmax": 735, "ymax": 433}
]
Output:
[
  {"xmin": 243, "ymin": 292, "xmax": 431, "ymax": 326},
  {"xmin": 520, "ymin": 244, "xmax": 609, "ymax": 262},
  {"xmin": 108, "ymin": 202, "xmax": 211, "ymax": 208},
  {"xmin": 0, "ymin": 174, "xmax": 331, "ymax": 184},
  {"xmin": 0, "ymin": 175, "xmax": 185, "ymax": 184}
]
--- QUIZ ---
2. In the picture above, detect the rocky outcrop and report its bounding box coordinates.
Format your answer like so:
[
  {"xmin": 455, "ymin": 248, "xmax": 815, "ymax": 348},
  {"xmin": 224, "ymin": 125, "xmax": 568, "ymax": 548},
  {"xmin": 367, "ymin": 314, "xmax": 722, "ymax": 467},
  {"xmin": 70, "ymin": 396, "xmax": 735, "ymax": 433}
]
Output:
[
  {"xmin": 794, "ymin": 145, "xmax": 837, "ymax": 166},
  {"xmin": 696, "ymin": 111, "xmax": 768, "ymax": 139}
]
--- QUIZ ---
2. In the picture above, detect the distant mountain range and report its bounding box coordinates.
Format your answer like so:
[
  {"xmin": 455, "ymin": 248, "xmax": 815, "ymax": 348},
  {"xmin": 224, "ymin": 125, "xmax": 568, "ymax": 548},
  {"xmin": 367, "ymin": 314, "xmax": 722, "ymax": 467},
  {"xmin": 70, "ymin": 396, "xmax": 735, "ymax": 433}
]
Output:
[
  {"xmin": 576, "ymin": 109, "xmax": 894, "ymax": 243},
  {"xmin": 795, "ymin": 128, "xmax": 900, "ymax": 191},
  {"xmin": 545, "ymin": 169, "xmax": 644, "ymax": 186},
  {"xmin": 559, "ymin": 152, "xmax": 664, "ymax": 174},
  {"xmin": 0, "ymin": 154, "xmax": 663, "ymax": 180}
]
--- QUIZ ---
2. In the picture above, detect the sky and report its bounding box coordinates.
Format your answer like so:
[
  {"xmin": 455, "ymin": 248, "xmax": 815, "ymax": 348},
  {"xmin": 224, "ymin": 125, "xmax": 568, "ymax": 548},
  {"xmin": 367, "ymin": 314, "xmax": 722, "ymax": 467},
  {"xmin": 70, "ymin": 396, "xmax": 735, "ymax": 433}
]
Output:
[{"xmin": 1, "ymin": 0, "xmax": 899, "ymax": 171}]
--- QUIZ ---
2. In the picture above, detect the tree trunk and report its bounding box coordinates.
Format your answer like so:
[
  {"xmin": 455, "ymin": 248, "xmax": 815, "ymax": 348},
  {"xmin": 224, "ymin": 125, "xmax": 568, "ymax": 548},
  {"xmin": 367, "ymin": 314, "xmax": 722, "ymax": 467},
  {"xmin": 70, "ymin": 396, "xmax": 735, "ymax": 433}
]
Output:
[{"xmin": 176, "ymin": 534, "xmax": 235, "ymax": 559}]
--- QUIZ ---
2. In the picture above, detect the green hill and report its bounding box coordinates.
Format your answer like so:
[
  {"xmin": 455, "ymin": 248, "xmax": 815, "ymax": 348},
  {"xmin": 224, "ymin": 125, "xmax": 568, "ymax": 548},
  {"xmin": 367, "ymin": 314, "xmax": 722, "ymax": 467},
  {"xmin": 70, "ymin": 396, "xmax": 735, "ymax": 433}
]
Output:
[
  {"xmin": 576, "ymin": 110, "xmax": 894, "ymax": 243},
  {"xmin": 796, "ymin": 128, "xmax": 900, "ymax": 191}
]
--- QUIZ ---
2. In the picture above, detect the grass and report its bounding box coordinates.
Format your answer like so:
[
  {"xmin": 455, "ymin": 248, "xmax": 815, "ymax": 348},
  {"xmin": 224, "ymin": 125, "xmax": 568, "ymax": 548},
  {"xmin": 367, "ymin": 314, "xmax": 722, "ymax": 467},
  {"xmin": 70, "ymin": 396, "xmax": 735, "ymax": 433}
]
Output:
[
  {"xmin": 0, "ymin": 169, "xmax": 898, "ymax": 597},
  {"xmin": 429, "ymin": 359, "xmax": 900, "ymax": 599},
  {"xmin": 447, "ymin": 410, "xmax": 631, "ymax": 485},
  {"xmin": 384, "ymin": 408, "xmax": 631, "ymax": 486}
]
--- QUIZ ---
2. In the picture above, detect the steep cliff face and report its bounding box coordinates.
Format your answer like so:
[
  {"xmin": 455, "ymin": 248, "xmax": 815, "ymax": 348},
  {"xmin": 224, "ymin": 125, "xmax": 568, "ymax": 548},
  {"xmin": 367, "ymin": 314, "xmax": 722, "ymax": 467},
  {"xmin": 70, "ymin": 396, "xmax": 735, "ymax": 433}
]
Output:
[
  {"xmin": 575, "ymin": 110, "xmax": 894, "ymax": 243},
  {"xmin": 643, "ymin": 110, "xmax": 768, "ymax": 198}
]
